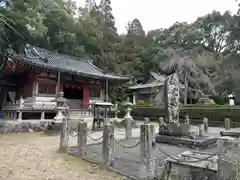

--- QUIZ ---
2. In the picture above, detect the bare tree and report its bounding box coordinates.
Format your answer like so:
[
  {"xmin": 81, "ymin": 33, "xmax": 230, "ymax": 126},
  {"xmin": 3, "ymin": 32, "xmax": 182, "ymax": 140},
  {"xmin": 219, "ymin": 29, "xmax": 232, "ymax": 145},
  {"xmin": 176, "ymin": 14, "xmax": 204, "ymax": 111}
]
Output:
[{"xmin": 157, "ymin": 49, "xmax": 223, "ymax": 102}]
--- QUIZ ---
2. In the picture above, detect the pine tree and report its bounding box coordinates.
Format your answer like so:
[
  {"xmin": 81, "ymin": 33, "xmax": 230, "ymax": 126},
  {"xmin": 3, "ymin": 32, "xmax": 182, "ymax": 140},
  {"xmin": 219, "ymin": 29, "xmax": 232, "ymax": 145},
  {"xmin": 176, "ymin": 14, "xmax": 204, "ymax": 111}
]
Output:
[{"xmin": 127, "ymin": 18, "xmax": 145, "ymax": 37}]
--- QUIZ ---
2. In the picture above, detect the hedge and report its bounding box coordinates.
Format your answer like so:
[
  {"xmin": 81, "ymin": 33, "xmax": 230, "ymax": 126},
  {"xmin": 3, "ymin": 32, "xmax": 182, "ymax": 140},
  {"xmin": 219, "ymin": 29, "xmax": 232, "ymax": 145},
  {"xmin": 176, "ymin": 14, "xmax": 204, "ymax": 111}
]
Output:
[{"xmin": 112, "ymin": 105, "xmax": 240, "ymax": 128}]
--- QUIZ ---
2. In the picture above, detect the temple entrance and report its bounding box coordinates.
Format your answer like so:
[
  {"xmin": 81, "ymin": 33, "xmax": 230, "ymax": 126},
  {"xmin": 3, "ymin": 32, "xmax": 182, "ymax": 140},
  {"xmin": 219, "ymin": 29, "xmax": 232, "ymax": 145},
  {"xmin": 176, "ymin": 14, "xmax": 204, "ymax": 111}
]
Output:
[
  {"xmin": 63, "ymin": 84, "xmax": 84, "ymax": 109},
  {"xmin": 63, "ymin": 85, "xmax": 83, "ymax": 100}
]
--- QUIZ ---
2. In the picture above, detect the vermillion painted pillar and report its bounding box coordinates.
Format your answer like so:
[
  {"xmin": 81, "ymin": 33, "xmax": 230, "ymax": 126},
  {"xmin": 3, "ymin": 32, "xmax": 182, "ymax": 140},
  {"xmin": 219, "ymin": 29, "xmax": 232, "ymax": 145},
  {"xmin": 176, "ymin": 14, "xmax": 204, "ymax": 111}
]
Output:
[{"xmin": 83, "ymin": 86, "xmax": 89, "ymax": 108}]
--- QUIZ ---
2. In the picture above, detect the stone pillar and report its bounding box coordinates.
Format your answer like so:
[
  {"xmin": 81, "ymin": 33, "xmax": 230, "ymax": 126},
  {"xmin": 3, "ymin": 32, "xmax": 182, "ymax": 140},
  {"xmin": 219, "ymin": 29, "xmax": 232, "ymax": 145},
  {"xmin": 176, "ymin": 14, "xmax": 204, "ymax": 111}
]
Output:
[
  {"xmin": 59, "ymin": 117, "xmax": 69, "ymax": 153},
  {"xmin": 224, "ymin": 118, "xmax": 231, "ymax": 130},
  {"xmin": 203, "ymin": 117, "xmax": 208, "ymax": 133},
  {"xmin": 77, "ymin": 119, "xmax": 87, "ymax": 156},
  {"xmin": 158, "ymin": 117, "xmax": 165, "ymax": 134},
  {"xmin": 41, "ymin": 111, "xmax": 45, "ymax": 121},
  {"xmin": 19, "ymin": 96, "xmax": 24, "ymax": 109},
  {"xmin": 184, "ymin": 114, "xmax": 189, "ymax": 125},
  {"xmin": 17, "ymin": 111, "xmax": 22, "ymax": 122},
  {"xmin": 144, "ymin": 117, "xmax": 150, "ymax": 124},
  {"xmin": 132, "ymin": 93, "xmax": 136, "ymax": 105},
  {"xmin": 102, "ymin": 124, "xmax": 114, "ymax": 166},
  {"xmin": 198, "ymin": 124, "xmax": 204, "ymax": 137},
  {"xmin": 140, "ymin": 124, "xmax": 156, "ymax": 179},
  {"xmin": 55, "ymin": 92, "xmax": 69, "ymax": 153}
]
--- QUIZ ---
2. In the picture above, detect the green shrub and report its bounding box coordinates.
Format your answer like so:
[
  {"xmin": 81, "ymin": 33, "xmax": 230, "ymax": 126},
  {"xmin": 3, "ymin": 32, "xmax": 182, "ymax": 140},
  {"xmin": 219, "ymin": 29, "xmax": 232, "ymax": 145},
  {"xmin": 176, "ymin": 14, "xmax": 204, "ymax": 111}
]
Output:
[
  {"xmin": 113, "ymin": 105, "xmax": 240, "ymax": 127},
  {"xmin": 134, "ymin": 100, "xmax": 153, "ymax": 107},
  {"xmin": 212, "ymin": 91, "xmax": 227, "ymax": 105},
  {"xmin": 197, "ymin": 98, "xmax": 216, "ymax": 105}
]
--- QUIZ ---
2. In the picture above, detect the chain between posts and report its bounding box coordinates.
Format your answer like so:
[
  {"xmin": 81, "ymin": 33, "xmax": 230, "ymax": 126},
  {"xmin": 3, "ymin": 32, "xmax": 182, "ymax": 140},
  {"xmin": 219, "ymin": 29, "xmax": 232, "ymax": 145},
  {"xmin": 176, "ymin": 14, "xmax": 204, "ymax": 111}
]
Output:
[
  {"xmin": 68, "ymin": 126, "xmax": 79, "ymax": 137},
  {"xmin": 87, "ymin": 133, "xmax": 104, "ymax": 141},
  {"xmin": 68, "ymin": 122, "xmax": 104, "ymax": 141},
  {"xmin": 114, "ymin": 137, "xmax": 140, "ymax": 148}
]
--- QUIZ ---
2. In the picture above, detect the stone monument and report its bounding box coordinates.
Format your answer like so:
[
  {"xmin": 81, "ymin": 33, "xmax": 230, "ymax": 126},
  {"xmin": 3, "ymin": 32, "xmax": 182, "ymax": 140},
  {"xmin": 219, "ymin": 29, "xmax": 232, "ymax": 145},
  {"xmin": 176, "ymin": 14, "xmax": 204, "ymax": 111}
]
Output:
[
  {"xmin": 164, "ymin": 73, "xmax": 180, "ymax": 124},
  {"xmin": 155, "ymin": 73, "xmax": 217, "ymax": 148}
]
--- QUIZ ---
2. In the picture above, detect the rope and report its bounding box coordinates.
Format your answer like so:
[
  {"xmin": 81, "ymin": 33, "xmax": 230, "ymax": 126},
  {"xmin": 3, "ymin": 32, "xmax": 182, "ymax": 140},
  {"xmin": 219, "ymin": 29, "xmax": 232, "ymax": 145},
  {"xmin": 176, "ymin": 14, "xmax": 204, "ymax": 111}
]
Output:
[
  {"xmin": 68, "ymin": 125, "xmax": 79, "ymax": 137},
  {"xmin": 153, "ymin": 141, "xmax": 225, "ymax": 163},
  {"xmin": 87, "ymin": 133, "xmax": 103, "ymax": 141},
  {"xmin": 114, "ymin": 137, "xmax": 140, "ymax": 148}
]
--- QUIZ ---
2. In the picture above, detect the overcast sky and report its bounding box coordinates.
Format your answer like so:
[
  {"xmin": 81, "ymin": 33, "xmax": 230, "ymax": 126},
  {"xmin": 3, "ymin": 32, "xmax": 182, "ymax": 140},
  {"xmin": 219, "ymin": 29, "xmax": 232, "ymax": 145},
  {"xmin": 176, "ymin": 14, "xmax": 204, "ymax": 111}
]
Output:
[{"xmin": 76, "ymin": 0, "xmax": 239, "ymax": 34}]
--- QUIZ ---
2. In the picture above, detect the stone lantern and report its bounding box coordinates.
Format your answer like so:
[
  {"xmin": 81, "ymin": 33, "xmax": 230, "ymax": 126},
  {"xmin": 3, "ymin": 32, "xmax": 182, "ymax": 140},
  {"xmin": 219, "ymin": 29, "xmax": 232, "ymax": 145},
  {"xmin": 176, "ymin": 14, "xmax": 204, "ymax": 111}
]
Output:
[
  {"xmin": 123, "ymin": 97, "xmax": 133, "ymax": 120},
  {"xmin": 122, "ymin": 97, "xmax": 135, "ymax": 139},
  {"xmin": 54, "ymin": 92, "xmax": 68, "ymax": 122}
]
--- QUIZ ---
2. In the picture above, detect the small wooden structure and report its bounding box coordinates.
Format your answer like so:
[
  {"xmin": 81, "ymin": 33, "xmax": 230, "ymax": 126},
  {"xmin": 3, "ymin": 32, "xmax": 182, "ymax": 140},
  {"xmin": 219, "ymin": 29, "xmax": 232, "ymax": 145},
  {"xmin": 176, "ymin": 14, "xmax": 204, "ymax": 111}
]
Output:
[{"xmin": 90, "ymin": 101, "xmax": 113, "ymax": 131}]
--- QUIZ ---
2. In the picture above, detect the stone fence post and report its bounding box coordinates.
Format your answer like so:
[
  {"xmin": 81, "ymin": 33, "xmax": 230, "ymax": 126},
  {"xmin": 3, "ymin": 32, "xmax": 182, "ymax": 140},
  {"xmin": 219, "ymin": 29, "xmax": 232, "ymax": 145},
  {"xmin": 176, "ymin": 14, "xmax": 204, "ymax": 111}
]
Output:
[
  {"xmin": 203, "ymin": 117, "xmax": 208, "ymax": 133},
  {"xmin": 55, "ymin": 92, "xmax": 69, "ymax": 153},
  {"xmin": 59, "ymin": 117, "xmax": 69, "ymax": 153},
  {"xmin": 77, "ymin": 119, "xmax": 87, "ymax": 156},
  {"xmin": 102, "ymin": 124, "xmax": 115, "ymax": 166},
  {"xmin": 224, "ymin": 118, "xmax": 231, "ymax": 130},
  {"xmin": 184, "ymin": 114, "xmax": 189, "ymax": 125},
  {"xmin": 140, "ymin": 123, "xmax": 156, "ymax": 179}
]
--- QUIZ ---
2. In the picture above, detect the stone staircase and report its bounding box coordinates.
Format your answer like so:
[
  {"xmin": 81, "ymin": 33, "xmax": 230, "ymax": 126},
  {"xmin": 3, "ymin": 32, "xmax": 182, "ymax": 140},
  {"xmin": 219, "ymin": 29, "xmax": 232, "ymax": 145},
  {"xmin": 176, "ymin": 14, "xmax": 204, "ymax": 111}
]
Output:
[
  {"xmin": 68, "ymin": 109, "xmax": 93, "ymax": 130},
  {"xmin": 69, "ymin": 109, "xmax": 93, "ymax": 119}
]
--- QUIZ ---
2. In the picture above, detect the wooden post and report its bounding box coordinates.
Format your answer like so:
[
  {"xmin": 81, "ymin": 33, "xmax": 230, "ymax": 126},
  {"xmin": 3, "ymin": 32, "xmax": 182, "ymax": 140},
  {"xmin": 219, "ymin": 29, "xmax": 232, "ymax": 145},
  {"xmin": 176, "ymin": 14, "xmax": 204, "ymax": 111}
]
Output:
[
  {"xmin": 224, "ymin": 118, "xmax": 231, "ymax": 130},
  {"xmin": 140, "ymin": 124, "xmax": 156, "ymax": 179},
  {"xmin": 102, "ymin": 124, "xmax": 114, "ymax": 166},
  {"xmin": 203, "ymin": 117, "xmax": 208, "ymax": 133},
  {"xmin": 59, "ymin": 117, "xmax": 69, "ymax": 153},
  {"xmin": 77, "ymin": 119, "xmax": 87, "ymax": 156}
]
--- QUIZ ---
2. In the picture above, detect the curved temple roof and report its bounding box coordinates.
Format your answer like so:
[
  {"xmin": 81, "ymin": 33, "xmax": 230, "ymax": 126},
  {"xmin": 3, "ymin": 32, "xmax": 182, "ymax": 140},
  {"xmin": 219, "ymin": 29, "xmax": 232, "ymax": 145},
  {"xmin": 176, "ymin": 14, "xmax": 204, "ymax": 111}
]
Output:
[{"xmin": 10, "ymin": 45, "xmax": 129, "ymax": 80}]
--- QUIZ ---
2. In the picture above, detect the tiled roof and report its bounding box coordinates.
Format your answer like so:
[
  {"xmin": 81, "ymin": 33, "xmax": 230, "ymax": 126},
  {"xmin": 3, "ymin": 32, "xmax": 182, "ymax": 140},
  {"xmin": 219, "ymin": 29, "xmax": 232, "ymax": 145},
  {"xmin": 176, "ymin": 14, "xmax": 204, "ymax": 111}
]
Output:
[
  {"xmin": 128, "ymin": 81, "xmax": 165, "ymax": 89},
  {"xmin": 150, "ymin": 72, "xmax": 166, "ymax": 81},
  {"xmin": 10, "ymin": 45, "xmax": 129, "ymax": 80}
]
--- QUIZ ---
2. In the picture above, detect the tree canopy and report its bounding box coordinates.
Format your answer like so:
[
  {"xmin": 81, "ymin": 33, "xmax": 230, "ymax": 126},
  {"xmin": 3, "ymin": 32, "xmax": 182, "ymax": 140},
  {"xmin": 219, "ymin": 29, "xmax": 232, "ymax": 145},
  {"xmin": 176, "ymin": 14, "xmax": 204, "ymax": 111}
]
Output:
[{"xmin": 0, "ymin": 0, "xmax": 240, "ymax": 97}]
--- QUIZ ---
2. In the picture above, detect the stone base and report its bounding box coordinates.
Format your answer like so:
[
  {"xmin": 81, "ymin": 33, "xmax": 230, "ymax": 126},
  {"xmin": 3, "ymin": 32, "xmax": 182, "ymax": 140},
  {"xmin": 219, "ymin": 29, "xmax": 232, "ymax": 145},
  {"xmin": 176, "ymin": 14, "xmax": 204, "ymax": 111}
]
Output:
[
  {"xmin": 112, "ymin": 119, "xmax": 139, "ymax": 129},
  {"xmin": 159, "ymin": 123, "xmax": 190, "ymax": 137},
  {"xmin": 155, "ymin": 134, "xmax": 217, "ymax": 148},
  {"xmin": 220, "ymin": 131, "xmax": 240, "ymax": 138}
]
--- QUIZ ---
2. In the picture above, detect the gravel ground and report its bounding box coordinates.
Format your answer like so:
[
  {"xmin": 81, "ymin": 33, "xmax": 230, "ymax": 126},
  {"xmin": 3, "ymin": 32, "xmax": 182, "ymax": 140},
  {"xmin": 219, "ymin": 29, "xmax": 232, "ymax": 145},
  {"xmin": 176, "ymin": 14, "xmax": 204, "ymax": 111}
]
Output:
[{"xmin": 0, "ymin": 132, "xmax": 122, "ymax": 180}]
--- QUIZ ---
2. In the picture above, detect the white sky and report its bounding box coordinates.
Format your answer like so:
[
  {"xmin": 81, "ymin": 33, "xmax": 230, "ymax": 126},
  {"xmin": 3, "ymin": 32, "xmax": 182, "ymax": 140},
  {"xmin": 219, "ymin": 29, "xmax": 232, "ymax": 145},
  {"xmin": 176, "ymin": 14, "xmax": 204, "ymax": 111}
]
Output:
[{"xmin": 76, "ymin": 0, "xmax": 239, "ymax": 34}]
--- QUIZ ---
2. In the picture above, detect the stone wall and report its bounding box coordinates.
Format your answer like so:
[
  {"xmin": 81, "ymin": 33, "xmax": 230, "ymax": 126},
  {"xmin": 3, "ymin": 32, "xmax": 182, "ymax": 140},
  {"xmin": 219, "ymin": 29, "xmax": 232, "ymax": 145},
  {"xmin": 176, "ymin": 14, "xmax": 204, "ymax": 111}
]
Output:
[{"xmin": 0, "ymin": 120, "xmax": 48, "ymax": 133}]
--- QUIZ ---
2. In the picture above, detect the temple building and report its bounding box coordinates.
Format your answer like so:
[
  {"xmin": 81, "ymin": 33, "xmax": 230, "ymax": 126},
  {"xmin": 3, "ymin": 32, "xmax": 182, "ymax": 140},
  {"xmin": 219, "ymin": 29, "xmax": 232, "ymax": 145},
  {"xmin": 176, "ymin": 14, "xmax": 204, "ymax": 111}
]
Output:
[
  {"xmin": 0, "ymin": 45, "xmax": 128, "ymax": 120},
  {"xmin": 128, "ymin": 72, "xmax": 167, "ymax": 104}
]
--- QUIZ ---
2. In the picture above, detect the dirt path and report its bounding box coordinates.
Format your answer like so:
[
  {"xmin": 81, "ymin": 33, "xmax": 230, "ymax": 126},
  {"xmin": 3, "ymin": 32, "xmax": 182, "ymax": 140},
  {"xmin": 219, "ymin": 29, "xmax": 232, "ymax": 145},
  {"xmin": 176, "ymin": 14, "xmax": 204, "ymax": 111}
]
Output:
[{"xmin": 0, "ymin": 133, "xmax": 122, "ymax": 180}]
